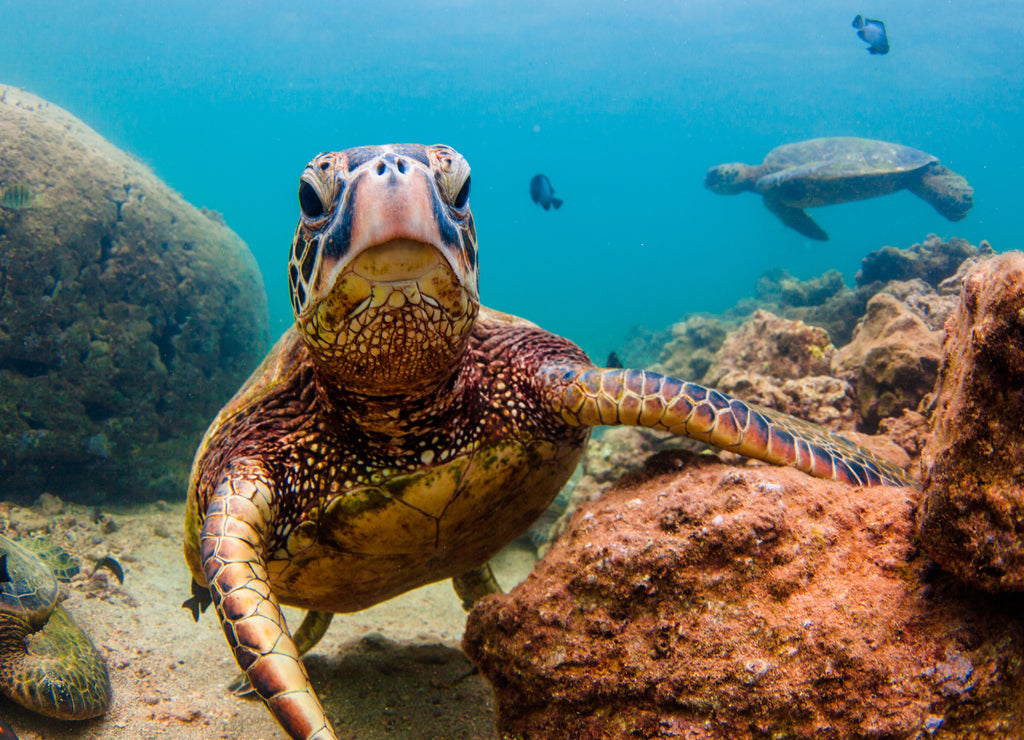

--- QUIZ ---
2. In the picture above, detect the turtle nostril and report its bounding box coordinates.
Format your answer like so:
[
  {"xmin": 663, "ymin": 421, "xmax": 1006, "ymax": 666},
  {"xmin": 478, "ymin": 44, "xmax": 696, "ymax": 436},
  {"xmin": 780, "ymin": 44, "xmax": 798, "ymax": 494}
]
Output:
[
  {"xmin": 396, "ymin": 158, "xmax": 407, "ymax": 174},
  {"xmin": 376, "ymin": 161, "xmax": 386, "ymax": 175}
]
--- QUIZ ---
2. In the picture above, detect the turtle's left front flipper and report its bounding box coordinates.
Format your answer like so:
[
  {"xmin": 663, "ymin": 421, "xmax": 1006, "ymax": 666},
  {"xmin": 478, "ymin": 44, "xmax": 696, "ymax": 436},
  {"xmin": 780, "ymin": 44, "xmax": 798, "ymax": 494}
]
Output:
[
  {"xmin": 763, "ymin": 193, "xmax": 829, "ymax": 241},
  {"xmin": 542, "ymin": 365, "xmax": 913, "ymax": 488}
]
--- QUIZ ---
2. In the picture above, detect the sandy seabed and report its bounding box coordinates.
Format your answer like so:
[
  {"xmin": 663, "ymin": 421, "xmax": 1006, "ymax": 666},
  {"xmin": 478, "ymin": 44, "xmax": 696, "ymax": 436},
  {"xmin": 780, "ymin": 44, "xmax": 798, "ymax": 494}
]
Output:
[{"xmin": 1, "ymin": 500, "xmax": 536, "ymax": 740}]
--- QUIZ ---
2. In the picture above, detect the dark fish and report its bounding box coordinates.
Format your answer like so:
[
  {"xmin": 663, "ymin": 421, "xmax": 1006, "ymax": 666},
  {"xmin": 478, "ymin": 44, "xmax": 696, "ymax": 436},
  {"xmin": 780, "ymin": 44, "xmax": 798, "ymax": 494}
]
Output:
[
  {"xmin": 0, "ymin": 183, "xmax": 34, "ymax": 210},
  {"xmin": 92, "ymin": 555, "xmax": 124, "ymax": 584},
  {"xmin": 0, "ymin": 553, "xmax": 9, "ymax": 583},
  {"xmin": 529, "ymin": 174, "xmax": 563, "ymax": 211},
  {"xmin": 852, "ymin": 14, "xmax": 889, "ymax": 55},
  {"xmin": 606, "ymin": 351, "xmax": 623, "ymax": 369}
]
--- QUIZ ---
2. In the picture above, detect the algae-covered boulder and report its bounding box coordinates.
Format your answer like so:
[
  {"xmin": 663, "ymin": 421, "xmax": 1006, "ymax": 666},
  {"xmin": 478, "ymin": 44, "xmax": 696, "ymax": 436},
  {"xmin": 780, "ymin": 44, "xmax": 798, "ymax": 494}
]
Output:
[
  {"xmin": 918, "ymin": 251, "xmax": 1024, "ymax": 593},
  {"xmin": 0, "ymin": 84, "xmax": 269, "ymax": 504}
]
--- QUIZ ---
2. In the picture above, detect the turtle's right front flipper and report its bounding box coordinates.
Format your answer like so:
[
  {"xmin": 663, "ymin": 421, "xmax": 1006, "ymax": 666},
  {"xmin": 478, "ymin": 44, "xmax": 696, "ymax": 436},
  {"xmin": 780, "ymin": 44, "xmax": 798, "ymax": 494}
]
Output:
[
  {"xmin": 909, "ymin": 164, "xmax": 974, "ymax": 221},
  {"xmin": 763, "ymin": 193, "xmax": 829, "ymax": 241},
  {"xmin": 544, "ymin": 366, "xmax": 913, "ymax": 488},
  {"xmin": 198, "ymin": 473, "xmax": 337, "ymax": 740}
]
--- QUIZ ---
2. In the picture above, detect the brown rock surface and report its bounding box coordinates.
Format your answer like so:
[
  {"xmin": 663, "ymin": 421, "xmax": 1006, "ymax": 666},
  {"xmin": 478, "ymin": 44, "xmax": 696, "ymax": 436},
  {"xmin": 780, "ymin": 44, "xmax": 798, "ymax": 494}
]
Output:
[
  {"xmin": 832, "ymin": 291, "xmax": 943, "ymax": 433},
  {"xmin": 650, "ymin": 314, "xmax": 730, "ymax": 383},
  {"xmin": 705, "ymin": 310, "xmax": 854, "ymax": 429},
  {"xmin": 0, "ymin": 84, "xmax": 268, "ymax": 504},
  {"xmin": 464, "ymin": 454, "xmax": 1024, "ymax": 739},
  {"xmin": 918, "ymin": 251, "xmax": 1024, "ymax": 592}
]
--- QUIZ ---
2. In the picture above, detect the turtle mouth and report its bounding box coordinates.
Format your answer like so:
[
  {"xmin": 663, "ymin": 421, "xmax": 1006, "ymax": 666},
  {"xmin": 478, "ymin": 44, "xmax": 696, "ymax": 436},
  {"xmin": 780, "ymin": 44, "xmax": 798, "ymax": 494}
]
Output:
[{"xmin": 349, "ymin": 238, "xmax": 445, "ymax": 283}]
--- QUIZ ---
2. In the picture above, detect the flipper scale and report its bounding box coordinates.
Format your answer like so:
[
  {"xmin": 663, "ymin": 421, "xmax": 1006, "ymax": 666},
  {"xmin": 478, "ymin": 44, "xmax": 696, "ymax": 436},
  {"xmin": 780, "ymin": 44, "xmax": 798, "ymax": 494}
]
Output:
[{"xmin": 549, "ymin": 366, "xmax": 913, "ymax": 488}]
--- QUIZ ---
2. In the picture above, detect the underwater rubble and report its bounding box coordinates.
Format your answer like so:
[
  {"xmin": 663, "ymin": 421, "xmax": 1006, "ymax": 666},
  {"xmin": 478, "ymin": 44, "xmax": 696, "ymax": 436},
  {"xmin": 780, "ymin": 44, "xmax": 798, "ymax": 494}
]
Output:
[
  {"xmin": 0, "ymin": 84, "xmax": 269, "ymax": 504},
  {"xmin": 471, "ymin": 240, "xmax": 1024, "ymax": 739}
]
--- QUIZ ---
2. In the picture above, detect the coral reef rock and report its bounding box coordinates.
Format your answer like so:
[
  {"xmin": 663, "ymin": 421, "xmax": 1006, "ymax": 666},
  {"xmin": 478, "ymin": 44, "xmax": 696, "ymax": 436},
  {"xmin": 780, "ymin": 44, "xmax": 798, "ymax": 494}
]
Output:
[
  {"xmin": 918, "ymin": 251, "xmax": 1024, "ymax": 593},
  {"xmin": 724, "ymin": 237, "xmax": 992, "ymax": 348},
  {"xmin": 729, "ymin": 268, "xmax": 869, "ymax": 347},
  {"xmin": 0, "ymin": 84, "xmax": 268, "ymax": 504},
  {"xmin": 856, "ymin": 234, "xmax": 994, "ymax": 290},
  {"xmin": 615, "ymin": 324, "xmax": 673, "ymax": 371},
  {"xmin": 540, "ymin": 428, "xmax": 701, "ymax": 552},
  {"xmin": 464, "ymin": 454, "xmax": 1024, "ymax": 740},
  {"xmin": 756, "ymin": 267, "xmax": 848, "ymax": 308},
  {"xmin": 648, "ymin": 314, "xmax": 729, "ymax": 382},
  {"xmin": 704, "ymin": 310, "xmax": 853, "ymax": 429},
  {"xmin": 832, "ymin": 289, "xmax": 944, "ymax": 433}
]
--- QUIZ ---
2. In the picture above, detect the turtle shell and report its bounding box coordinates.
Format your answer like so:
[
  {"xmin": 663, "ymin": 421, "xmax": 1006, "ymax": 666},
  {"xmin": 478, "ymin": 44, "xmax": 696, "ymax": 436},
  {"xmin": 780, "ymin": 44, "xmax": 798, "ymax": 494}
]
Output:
[
  {"xmin": 756, "ymin": 137, "xmax": 938, "ymax": 207},
  {"xmin": 0, "ymin": 534, "xmax": 61, "ymax": 629}
]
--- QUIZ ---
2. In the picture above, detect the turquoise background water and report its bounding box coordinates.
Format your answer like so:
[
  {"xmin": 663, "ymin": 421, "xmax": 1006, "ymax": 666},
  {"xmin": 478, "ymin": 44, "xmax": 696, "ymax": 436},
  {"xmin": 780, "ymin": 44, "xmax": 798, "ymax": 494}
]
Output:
[{"xmin": 3, "ymin": 1, "xmax": 1020, "ymax": 361}]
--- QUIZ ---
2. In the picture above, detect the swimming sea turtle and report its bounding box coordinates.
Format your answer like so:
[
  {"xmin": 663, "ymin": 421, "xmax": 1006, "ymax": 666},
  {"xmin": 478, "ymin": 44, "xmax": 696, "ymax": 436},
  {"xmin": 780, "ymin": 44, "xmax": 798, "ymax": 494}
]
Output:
[
  {"xmin": 183, "ymin": 143, "xmax": 912, "ymax": 740},
  {"xmin": 0, "ymin": 533, "xmax": 111, "ymax": 721},
  {"xmin": 704, "ymin": 136, "xmax": 973, "ymax": 241}
]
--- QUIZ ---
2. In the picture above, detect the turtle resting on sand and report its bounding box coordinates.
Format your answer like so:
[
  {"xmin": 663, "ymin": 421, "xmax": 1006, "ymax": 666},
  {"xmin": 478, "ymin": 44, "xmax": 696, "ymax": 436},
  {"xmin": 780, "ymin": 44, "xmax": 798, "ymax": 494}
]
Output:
[
  {"xmin": 183, "ymin": 143, "xmax": 912, "ymax": 740},
  {"xmin": 0, "ymin": 534, "xmax": 111, "ymax": 721},
  {"xmin": 704, "ymin": 137, "xmax": 974, "ymax": 241}
]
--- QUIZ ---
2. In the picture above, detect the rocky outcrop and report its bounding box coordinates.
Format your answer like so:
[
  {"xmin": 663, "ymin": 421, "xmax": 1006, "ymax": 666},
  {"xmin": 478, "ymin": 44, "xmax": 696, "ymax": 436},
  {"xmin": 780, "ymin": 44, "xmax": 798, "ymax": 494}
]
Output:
[
  {"xmin": 918, "ymin": 251, "xmax": 1024, "ymax": 593},
  {"xmin": 0, "ymin": 84, "xmax": 269, "ymax": 504},
  {"xmin": 832, "ymin": 290, "xmax": 943, "ymax": 434},
  {"xmin": 704, "ymin": 310, "xmax": 853, "ymax": 430},
  {"xmin": 465, "ymin": 455, "xmax": 1024, "ymax": 740},
  {"xmin": 856, "ymin": 234, "xmax": 994, "ymax": 289},
  {"xmin": 715, "ymin": 236, "xmax": 993, "ymax": 348},
  {"xmin": 648, "ymin": 314, "xmax": 730, "ymax": 383},
  {"xmin": 728, "ymin": 269, "xmax": 868, "ymax": 347}
]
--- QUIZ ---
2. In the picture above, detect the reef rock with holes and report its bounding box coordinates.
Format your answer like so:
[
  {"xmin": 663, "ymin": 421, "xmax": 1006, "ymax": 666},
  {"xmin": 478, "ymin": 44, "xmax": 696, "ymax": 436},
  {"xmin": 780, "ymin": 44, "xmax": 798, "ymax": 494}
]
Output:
[
  {"xmin": 464, "ymin": 453, "xmax": 1024, "ymax": 739},
  {"xmin": 918, "ymin": 251, "xmax": 1024, "ymax": 593},
  {"xmin": 0, "ymin": 84, "xmax": 268, "ymax": 504}
]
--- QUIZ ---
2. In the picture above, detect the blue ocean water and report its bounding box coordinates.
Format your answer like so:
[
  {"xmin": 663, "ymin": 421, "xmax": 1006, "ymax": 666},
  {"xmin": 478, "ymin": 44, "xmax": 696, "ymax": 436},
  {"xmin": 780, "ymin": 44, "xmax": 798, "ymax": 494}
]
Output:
[{"xmin": 3, "ymin": 0, "xmax": 1021, "ymax": 362}]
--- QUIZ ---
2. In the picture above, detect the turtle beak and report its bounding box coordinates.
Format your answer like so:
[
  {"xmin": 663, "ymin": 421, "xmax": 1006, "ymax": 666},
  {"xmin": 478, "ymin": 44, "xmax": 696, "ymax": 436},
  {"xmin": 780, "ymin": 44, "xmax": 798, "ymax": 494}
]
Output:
[{"xmin": 318, "ymin": 153, "xmax": 477, "ymax": 306}]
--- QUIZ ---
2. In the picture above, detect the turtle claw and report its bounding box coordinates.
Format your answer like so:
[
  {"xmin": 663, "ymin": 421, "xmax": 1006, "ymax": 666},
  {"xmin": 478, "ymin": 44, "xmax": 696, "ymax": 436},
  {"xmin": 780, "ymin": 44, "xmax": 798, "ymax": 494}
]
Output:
[
  {"xmin": 181, "ymin": 579, "xmax": 212, "ymax": 622},
  {"xmin": 227, "ymin": 672, "xmax": 257, "ymax": 698}
]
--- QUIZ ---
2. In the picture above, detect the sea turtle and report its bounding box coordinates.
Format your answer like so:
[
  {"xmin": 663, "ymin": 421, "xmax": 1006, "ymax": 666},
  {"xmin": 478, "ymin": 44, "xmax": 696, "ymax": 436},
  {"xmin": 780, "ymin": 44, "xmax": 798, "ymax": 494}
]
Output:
[
  {"xmin": 183, "ymin": 143, "xmax": 912, "ymax": 740},
  {"xmin": 0, "ymin": 533, "xmax": 111, "ymax": 721},
  {"xmin": 704, "ymin": 137, "xmax": 973, "ymax": 241}
]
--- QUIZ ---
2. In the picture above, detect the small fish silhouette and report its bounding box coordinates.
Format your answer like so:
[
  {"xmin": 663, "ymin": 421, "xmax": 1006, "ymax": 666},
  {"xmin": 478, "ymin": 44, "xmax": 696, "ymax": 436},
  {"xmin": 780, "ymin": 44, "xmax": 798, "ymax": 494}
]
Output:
[
  {"xmin": 91, "ymin": 556, "xmax": 125, "ymax": 584},
  {"xmin": 852, "ymin": 15, "xmax": 889, "ymax": 55},
  {"xmin": 0, "ymin": 183, "xmax": 34, "ymax": 210},
  {"xmin": 606, "ymin": 351, "xmax": 623, "ymax": 369},
  {"xmin": 530, "ymin": 174, "xmax": 563, "ymax": 210}
]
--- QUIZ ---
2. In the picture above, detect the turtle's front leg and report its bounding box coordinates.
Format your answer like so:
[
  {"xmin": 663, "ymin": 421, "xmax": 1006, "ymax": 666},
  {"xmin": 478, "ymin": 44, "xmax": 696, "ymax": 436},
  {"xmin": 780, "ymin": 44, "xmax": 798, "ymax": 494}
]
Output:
[
  {"xmin": 200, "ymin": 475, "xmax": 337, "ymax": 740},
  {"xmin": 452, "ymin": 563, "xmax": 501, "ymax": 611},
  {"xmin": 229, "ymin": 610, "xmax": 335, "ymax": 697},
  {"xmin": 542, "ymin": 365, "xmax": 913, "ymax": 488}
]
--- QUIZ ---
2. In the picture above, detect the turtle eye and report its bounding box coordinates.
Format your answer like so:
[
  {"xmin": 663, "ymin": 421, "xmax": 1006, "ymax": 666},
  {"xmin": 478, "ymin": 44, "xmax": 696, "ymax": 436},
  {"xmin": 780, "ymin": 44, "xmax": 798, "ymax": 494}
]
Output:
[
  {"xmin": 453, "ymin": 175, "xmax": 471, "ymax": 209},
  {"xmin": 299, "ymin": 180, "xmax": 325, "ymax": 219},
  {"xmin": 429, "ymin": 145, "xmax": 472, "ymax": 210}
]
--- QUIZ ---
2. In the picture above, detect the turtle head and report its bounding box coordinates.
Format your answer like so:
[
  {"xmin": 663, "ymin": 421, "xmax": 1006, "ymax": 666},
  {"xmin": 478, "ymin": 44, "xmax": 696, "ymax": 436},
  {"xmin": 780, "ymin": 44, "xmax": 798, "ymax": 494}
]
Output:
[
  {"xmin": 704, "ymin": 163, "xmax": 760, "ymax": 194},
  {"xmin": 288, "ymin": 144, "xmax": 479, "ymax": 395}
]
